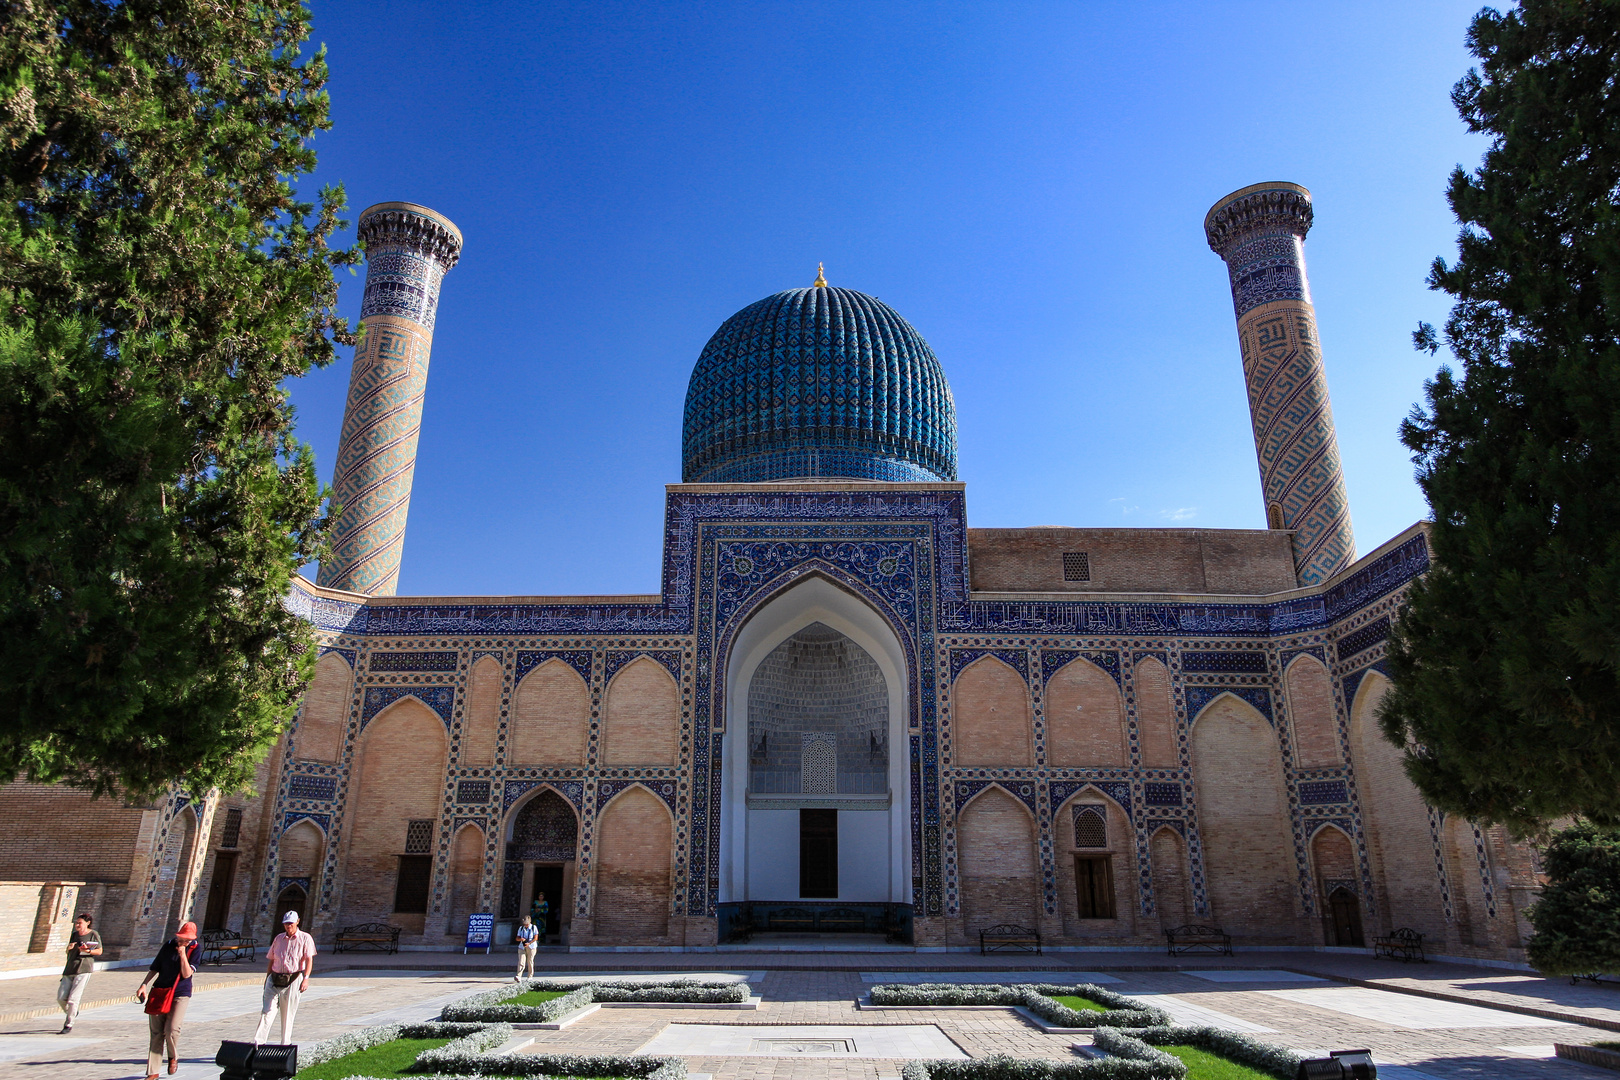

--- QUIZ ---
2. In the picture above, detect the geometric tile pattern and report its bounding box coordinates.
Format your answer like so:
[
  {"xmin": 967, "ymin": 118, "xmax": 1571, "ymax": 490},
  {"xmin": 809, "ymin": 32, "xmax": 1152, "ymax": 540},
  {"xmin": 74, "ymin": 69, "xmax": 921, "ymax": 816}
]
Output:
[
  {"xmin": 1206, "ymin": 183, "xmax": 1356, "ymax": 586},
  {"xmin": 317, "ymin": 204, "xmax": 461, "ymax": 597}
]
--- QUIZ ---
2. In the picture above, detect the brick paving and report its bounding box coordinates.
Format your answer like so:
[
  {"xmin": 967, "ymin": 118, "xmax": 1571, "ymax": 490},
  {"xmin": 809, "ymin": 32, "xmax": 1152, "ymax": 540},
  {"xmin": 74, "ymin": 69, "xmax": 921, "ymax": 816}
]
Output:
[{"xmin": 0, "ymin": 951, "xmax": 1616, "ymax": 1079}]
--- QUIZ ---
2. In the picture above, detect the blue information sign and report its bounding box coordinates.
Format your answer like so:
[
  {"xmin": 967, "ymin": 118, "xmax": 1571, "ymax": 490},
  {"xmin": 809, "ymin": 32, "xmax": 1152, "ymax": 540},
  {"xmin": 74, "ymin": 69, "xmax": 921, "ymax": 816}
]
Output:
[{"xmin": 464, "ymin": 912, "xmax": 493, "ymax": 954}]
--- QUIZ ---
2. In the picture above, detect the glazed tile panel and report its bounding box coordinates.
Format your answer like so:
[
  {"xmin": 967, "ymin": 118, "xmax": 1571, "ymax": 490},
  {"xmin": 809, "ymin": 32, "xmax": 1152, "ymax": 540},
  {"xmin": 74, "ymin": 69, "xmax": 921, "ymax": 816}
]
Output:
[
  {"xmin": 1206, "ymin": 184, "xmax": 1355, "ymax": 586},
  {"xmin": 317, "ymin": 204, "xmax": 462, "ymax": 596}
]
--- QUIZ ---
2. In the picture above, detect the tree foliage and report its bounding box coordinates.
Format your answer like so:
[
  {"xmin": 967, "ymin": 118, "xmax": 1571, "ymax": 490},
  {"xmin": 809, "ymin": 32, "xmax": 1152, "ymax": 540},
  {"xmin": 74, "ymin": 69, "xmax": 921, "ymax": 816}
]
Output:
[
  {"xmin": 0, "ymin": 0, "xmax": 356, "ymax": 798},
  {"xmin": 1379, "ymin": 0, "xmax": 1620, "ymax": 833},
  {"xmin": 1526, "ymin": 821, "xmax": 1620, "ymax": 976}
]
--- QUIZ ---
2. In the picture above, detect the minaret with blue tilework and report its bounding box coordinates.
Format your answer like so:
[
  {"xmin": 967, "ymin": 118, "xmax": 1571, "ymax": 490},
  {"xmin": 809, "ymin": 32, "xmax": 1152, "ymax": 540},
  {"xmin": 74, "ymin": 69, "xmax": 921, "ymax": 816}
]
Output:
[
  {"xmin": 317, "ymin": 202, "xmax": 462, "ymax": 596},
  {"xmin": 1205, "ymin": 182, "xmax": 1355, "ymax": 586}
]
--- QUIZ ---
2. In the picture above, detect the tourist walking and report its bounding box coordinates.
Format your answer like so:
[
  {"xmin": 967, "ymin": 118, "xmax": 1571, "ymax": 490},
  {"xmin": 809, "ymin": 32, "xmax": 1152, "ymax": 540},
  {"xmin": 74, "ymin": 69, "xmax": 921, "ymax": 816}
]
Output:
[
  {"xmin": 135, "ymin": 920, "xmax": 198, "ymax": 1079},
  {"xmin": 513, "ymin": 915, "xmax": 538, "ymax": 980},
  {"xmin": 56, "ymin": 912, "xmax": 101, "ymax": 1033},
  {"xmin": 253, "ymin": 911, "xmax": 316, "ymax": 1045}
]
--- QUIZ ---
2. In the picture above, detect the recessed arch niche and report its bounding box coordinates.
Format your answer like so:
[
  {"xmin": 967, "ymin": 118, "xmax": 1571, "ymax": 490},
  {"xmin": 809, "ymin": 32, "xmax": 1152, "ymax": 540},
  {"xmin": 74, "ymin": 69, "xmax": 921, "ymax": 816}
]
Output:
[{"xmin": 719, "ymin": 574, "xmax": 911, "ymax": 906}]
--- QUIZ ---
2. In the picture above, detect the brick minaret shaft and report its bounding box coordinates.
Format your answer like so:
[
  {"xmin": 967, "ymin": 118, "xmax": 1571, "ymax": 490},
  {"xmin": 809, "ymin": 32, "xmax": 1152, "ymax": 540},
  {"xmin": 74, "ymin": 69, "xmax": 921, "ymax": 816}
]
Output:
[
  {"xmin": 1205, "ymin": 182, "xmax": 1355, "ymax": 586},
  {"xmin": 317, "ymin": 202, "xmax": 462, "ymax": 596}
]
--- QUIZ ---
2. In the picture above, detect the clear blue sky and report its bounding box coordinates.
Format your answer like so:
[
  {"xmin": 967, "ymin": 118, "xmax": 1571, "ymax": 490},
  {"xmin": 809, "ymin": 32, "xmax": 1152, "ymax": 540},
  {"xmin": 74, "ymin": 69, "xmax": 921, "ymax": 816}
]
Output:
[{"xmin": 292, "ymin": 1, "xmax": 1488, "ymax": 598}]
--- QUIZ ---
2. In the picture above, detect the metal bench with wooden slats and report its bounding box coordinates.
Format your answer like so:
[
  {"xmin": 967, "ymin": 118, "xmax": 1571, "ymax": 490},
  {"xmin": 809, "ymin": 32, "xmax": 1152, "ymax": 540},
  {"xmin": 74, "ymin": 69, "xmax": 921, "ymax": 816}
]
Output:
[
  {"xmin": 200, "ymin": 928, "xmax": 259, "ymax": 964},
  {"xmin": 767, "ymin": 907, "xmax": 817, "ymax": 932},
  {"xmin": 979, "ymin": 923, "xmax": 1042, "ymax": 954},
  {"xmin": 333, "ymin": 921, "xmax": 402, "ymax": 953},
  {"xmin": 1373, "ymin": 926, "xmax": 1426, "ymax": 962},
  {"xmin": 1164, "ymin": 924, "xmax": 1233, "ymax": 956}
]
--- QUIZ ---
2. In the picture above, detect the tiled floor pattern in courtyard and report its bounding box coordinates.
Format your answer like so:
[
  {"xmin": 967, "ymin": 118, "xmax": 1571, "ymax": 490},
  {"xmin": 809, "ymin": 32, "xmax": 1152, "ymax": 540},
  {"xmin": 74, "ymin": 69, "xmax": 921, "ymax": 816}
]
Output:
[{"xmin": 0, "ymin": 962, "xmax": 1614, "ymax": 1079}]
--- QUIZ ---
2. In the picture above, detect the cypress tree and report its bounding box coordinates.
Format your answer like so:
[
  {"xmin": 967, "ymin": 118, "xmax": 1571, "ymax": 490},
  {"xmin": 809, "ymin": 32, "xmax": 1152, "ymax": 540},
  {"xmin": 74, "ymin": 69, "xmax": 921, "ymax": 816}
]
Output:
[
  {"xmin": 1380, "ymin": 0, "xmax": 1620, "ymax": 833},
  {"xmin": 0, "ymin": 1, "xmax": 357, "ymax": 797}
]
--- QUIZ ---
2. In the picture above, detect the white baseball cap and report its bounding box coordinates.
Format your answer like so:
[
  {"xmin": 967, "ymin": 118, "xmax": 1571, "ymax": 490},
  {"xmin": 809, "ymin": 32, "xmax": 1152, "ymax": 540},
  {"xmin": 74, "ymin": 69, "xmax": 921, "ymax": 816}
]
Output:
[{"xmin": 282, "ymin": 911, "xmax": 300, "ymax": 924}]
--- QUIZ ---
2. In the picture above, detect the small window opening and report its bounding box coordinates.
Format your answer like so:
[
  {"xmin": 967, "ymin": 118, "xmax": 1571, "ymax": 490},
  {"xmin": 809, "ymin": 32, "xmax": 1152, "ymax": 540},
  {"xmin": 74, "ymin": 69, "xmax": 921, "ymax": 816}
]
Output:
[
  {"xmin": 404, "ymin": 819, "xmax": 433, "ymax": 854},
  {"xmin": 1063, "ymin": 552, "xmax": 1091, "ymax": 581},
  {"xmin": 220, "ymin": 807, "xmax": 243, "ymax": 849},
  {"xmin": 1074, "ymin": 805, "xmax": 1108, "ymax": 848}
]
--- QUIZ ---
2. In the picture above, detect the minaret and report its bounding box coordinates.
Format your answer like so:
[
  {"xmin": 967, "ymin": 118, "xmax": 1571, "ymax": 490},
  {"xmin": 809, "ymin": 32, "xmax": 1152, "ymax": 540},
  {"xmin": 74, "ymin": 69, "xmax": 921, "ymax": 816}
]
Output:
[
  {"xmin": 317, "ymin": 202, "xmax": 462, "ymax": 596},
  {"xmin": 1205, "ymin": 182, "xmax": 1354, "ymax": 586}
]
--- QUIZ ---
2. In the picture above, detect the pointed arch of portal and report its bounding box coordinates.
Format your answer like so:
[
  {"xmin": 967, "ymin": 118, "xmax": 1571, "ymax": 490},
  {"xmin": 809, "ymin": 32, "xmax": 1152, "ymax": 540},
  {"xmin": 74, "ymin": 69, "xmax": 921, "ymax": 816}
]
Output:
[{"xmin": 718, "ymin": 572, "xmax": 912, "ymax": 906}]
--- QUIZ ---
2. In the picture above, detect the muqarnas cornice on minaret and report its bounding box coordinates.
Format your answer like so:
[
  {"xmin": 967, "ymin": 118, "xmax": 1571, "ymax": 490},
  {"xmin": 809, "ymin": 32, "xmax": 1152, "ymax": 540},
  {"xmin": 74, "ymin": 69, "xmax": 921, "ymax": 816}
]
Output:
[
  {"xmin": 1205, "ymin": 182, "xmax": 1354, "ymax": 586},
  {"xmin": 317, "ymin": 202, "xmax": 462, "ymax": 596}
]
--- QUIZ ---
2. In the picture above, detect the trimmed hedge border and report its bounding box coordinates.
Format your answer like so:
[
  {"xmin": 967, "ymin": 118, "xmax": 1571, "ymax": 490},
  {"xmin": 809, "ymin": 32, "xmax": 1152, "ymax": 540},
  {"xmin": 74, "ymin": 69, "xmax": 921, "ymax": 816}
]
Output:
[
  {"xmin": 439, "ymin": 979, "xmax": 750, "ymax": 1024},
  {"xmin": 869, "ymin": 983, "xmax": 1169, "ymax": 1029},
  {"xmin": 297, "ymin": 1019, "xmax": 686, "ymax": 1080},
  {"xmin": 901, "ymin": 1048, "xmax": 1184, "ymax": 1080},
  {"xmin": 1097, "ymin": 1025, "xmax": 1303, "ymax": 1080}
]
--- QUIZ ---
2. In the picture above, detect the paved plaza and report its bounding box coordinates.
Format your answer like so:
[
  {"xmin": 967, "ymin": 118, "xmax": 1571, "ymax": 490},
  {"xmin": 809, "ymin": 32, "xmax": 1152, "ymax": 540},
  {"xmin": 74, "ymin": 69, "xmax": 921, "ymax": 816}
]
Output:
[{"xmin": 0, "ymin": 951, "xmax": 1616, "ymax": 1080}]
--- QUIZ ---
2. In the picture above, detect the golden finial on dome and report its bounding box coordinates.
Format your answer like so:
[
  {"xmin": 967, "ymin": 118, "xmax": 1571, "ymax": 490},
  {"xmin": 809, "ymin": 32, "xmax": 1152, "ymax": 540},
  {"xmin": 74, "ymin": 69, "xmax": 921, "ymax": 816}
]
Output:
[{"xmin": 813, "ymin": 262, "xmax": 827, "ymax": 287}]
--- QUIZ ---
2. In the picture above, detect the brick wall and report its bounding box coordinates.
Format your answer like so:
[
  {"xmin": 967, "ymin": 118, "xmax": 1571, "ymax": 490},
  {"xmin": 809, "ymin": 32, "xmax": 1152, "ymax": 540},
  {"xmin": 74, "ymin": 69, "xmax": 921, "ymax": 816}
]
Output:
[
  {"xmin": 1190, "ymin": 694, "xmax": 1302, "ymax": 941},
  {"xmin": 446, "ymin": 823, "xmax": 482, "ymax": 937},
  {"xmin": 512, "ymin": 660, "xmax": 589, "ymax": 765},
  {"xmin": 952, "ymin": 657, "xmax": 1032, "ymax": 766},
  {"xmin": 464, "ymin": 656, "xmax": 500, "ymax": 766},
  {"xmin": 957, "ymin": 786, "xmax": 1037, "ymax": 938},
  {"xmin": 0, "ymin": 782, "xmax": 151, "ymax": 883},
  {"xmin": 590, "ymin": 786, "xmax": 672, "ymax": 942},
  {"xmin": 967, "ymin": 528, "xmax": 1297, "ymax": 595},
  {"xmin": 1046, "ymin": 658, "xmax": 1125, "ymax": 767},
  {"xmin": 601, "ymin": 658, "xmax": 678, "ymax": 766},
  {"xmin": 1150, "ymin": 828, "xmax": 1192, "ymax": 930},
  {"xmin": 1349, "ymin": 674, "xmax": 1447, "ymax": 941},
  {"xmin": 1053, "ymin": 792, "xmax": 1137, "ymax": 938},
  {"xmin": 295, "ymin": 654, "xmax": 351, "ymax": 763},
  {"xmin": 338, "ymin": 699, "xmax": 447, "ymax": 937},
  {"xmin": 1286, "ymin": 655, "xmax": 1341, "ymax": 768},
  {"xmin": 1135, "ymin": 657, "xmax": 1178, "ymax": 767}
]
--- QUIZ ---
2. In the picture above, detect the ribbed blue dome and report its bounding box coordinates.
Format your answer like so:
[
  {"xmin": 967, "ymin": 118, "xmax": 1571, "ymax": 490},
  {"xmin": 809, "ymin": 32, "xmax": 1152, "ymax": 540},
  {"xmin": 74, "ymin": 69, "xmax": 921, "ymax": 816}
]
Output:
[{"xmin": 682, "ymin": 286, "xmax": 958, "ymax": 484}]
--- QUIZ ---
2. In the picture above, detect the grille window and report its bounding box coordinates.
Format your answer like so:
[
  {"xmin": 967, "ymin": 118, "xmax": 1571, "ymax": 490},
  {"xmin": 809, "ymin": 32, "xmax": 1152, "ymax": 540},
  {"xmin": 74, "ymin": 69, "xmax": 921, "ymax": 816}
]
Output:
[
  {"xmin": 220, "ymin": 807, "xmax": 243, "ymax": 849},
  {"xmin": 1074, "ymin": 805, "xmax": 1108, "ymax": 848},
  {"xmin": 1062, "ymin": 552, "xmax": 1091, "ymax": 582},
  {"xmin": 404, "ymin": 819, "xmax": 434, "ymax": 854}
]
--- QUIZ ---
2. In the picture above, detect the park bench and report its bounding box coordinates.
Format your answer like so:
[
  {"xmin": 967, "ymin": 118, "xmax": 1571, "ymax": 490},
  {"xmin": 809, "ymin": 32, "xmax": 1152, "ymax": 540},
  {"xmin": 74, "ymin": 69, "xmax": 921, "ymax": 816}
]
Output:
[
  {"xmin": 1372, "ymin": 927, "xmax": 1426, "ymax": 962},
  {"xmin": 333, "ymin": 921, "xmax": 401, "ymax": 953},
  {"xmin": 767, "ymin": 908, "xmax": 817, "ymax": 932},
  {"xmin": 1164, "ymin": 924, "xmax": 1233, "ymax": 956},
  {"xmin": 816, "ymin": 907, "xmax": 868, "ymax": 933},
  {"xmin": 979, "ymin": 923, "xmax": 1042, "ymax": 955},
  {"xmin": 200, "ymin": 928, "xmax": 258, "ymax": 964}
]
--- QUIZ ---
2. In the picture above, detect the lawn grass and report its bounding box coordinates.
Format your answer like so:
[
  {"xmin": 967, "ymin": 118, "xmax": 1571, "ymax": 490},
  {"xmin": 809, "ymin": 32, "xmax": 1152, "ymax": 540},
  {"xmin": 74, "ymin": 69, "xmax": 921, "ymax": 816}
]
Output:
[
  {"xmin": 503, "ymin": 988, "xmax": 571, "ymax": 1006},
  {"xmin": 1160, "ymin": 1045, "xmax": 1275, "ymax": 1080},
  {"xmin": 294, "ymin": 1036, "xmax": 451, "ymax": 1080},
  {"xmin": 1595, "ymin": 1041, "xmax": 1620, "ymax": 1051},
  {"xmin": 1047, "ymin": 994, "xmax": 1108, "ymax": 1013}
]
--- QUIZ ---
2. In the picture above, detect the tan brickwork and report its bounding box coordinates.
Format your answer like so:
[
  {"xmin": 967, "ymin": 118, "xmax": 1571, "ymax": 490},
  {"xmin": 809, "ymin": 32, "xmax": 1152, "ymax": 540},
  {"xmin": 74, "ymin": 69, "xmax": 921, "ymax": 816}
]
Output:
[
  {"xmin": 446, "ymin": 823, "xmax": 482, "ymax": 937},
  {"xmin": 956, "ymin": 786, "xmax": 1038, "ymax": 939},
  {"xmin": 512, "ymin": 659, "xmax": 589, "ymax": 765},
  {"xmin": 0, "ymin": 782, "xmax": 150, "ymax": 884},
  {"xmin": 1045, "ymin": 658, "xmax": 1125, "ymax": 767},
  {"xmin": 1311, "ymin": 825, "xmax": 1356, "ymax": 888},
  {"xmin": 1443, "ymin": 814, "xmax": 1490, "ymax": 950},
  {"xmin": 294, "ymin": 654, "xmax": 351, "ymax": 763},
  {"xmin": 1150, "ymin": 826, "xmax": 1192, "ymax": 930},
  {"xmin": 1134, "ymin": 657, "xmax": 1178, "ymax": 767},
  {"xmin": 1053, "ymin": 790, "xmax": 1137, "ymax": 938},
  {"xmin": 1286, "ymin": 654, "xmax": 1341, "ymax": 768},
  {"xmin": 967, "ymin": 528, "xmax": 1296, "ymax": 595},
  {"xmin": 463, "ymin": 656, "xmax": 501, "ymax": 766},
  {"xmin": 601, "ymin": 657, "xmax": 679, "ymax": 766},
  {"xmin": 278, "ymin": 820, "xmax": 323, "ymax": 881},
  {"xmin": 338, "ymin": 698, "xmax": 447, "ymax": 937},
  {"xmin": 952, "ymin": 657, "xmax": 1032, "ymax": 766},
  {"xmin": 1191, "ymin": 693, "xmax": 1301, "ymax": 941},
  {"xmin": 1349, "ymin": 673, "xmax": 1447, "ymax": 941},
  {"xmin": 590, "ymin": 786, "xmax": 672, "ymax": 942}
]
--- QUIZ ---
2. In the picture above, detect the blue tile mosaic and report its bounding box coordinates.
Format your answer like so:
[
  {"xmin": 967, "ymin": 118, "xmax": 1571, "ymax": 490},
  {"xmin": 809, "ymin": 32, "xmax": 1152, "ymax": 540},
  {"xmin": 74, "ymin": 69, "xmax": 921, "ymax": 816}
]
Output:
[
  {"xmin": 370, "ymin": 650, "xmax": 459, "ymax": 672},
  {"xmin": 287, "ymin": 775, "xmax": 337, "ymax": 801},
  {"xmin": 1299, "ymin": 780, "xmax": 1349, "ymax": 804},
  {"xmin": 1144, "ymin": 782, "xmax": 1183, "ymax": 807},
  {"xmin": 1337, "ymin": 617, "xmax": 1390, "ymax": 660},
  {"xmin": 1182, "ymin": 650, "xmax": 1268, "ymax": 674}
]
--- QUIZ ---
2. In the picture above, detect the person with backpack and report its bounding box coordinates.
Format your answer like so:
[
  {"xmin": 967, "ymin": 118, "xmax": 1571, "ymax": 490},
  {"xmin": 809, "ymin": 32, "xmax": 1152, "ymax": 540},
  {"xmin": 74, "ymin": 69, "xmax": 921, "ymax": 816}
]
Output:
[
  {"xmin": 134, "ymin": 921, "xmax": 198, "ymax": 1079},
  {"xmin": 513, "ymin": 914, "xmax": 538, "ymax": 980}
]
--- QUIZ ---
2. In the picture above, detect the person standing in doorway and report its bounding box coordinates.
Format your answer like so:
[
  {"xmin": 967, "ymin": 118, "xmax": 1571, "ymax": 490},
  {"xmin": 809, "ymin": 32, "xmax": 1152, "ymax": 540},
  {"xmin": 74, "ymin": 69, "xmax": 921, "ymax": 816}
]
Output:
[
  {"xmin": 135, "ymin": 921, "xmax": 198, "ymax": 1079},
  {"xmin": 513, "ymin": 915, "xmax": 538, "ymax": 981},
  {"xmin": 57, "ymin": 913, "xmax": 101, "ymax": 1033},
  {"xmin": 530, "ymin": 892, "xmax": 549, "ymax": 943},
  {"xmin": 253, "ymin": 911, "xmax": 315, "ymax": 1046}
]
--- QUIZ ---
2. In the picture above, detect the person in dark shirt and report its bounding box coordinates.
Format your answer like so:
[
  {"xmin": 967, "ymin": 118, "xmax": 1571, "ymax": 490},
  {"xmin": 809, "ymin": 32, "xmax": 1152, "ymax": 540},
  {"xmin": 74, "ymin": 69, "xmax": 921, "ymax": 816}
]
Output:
[
  {"xmin": 56, "ymin": 913, "xmax": 101, "ymax": 1033},
  {"xmin": 135, "ymin": 921, "xmax": 197, "ymax": 1079}
]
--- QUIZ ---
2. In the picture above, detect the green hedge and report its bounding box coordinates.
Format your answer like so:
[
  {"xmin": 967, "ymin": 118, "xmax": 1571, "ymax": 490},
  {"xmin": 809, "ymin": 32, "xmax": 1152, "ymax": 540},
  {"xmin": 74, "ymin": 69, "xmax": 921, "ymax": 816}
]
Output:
[
  {"xmin": 438, "ymin": 978, "xmax": 750, "ymax": 1023},
  {"xmin": 868, "ymin": 983, "xmax": 1168, "ymax": 1028},
  {"xmin": 1095, "ymin": 1026, "xmax": 1302, "ymax": 1080},
  {"xmin": 296, "ymin": 1019, "xmax": 686, "ymax": 1080},
  {"xmin": 900, "ymin": 1048, "xmax": 1184, "ymax": 1080}
]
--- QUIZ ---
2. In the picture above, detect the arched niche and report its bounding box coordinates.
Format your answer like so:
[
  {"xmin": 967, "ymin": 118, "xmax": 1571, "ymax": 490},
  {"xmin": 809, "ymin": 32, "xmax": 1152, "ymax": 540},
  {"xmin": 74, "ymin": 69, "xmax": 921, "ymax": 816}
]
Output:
[
  {"xmin": 956, "ymin": 785, "xmax": 1038, "ymax": 936},
  {"xmin": 719, "ymin": 574, "xmax": 910, "ymax": 906},
  {"xmin": 592, "ymin": 785, "xmax": 673, "ymax": 943},
  {"xmin": 501, "ymin": 787, "xmax": 579, "ymax": 941},
  {"xmin": 1149, "ymin": 825, "xmax": 1192, "ymax": 931},
  {"xmin": 512, "ymin": 659, "xmax": 589, "ymax": 765},
  {"xmin": 463, "ymin": 656, "xmax": 501, "ymax": 766},
  {"xmin": 1190, "ymin": 691, "xmax": 1298, "ymax": 941},
  {"xmin": 295, "ymin": 653, "xmax": 352, "ymax": 763},
  {"xmin": 1134, "ymin": 656, "xmax": 1178, "ymax": 767},
  {"xmin": 275, "ymin": 818, "xmax": 326, "ymax": 929},
  {"xmin": 446, "ymin": 823, "xmax": 484, "ymax": 937},
  {"xmin": 602, "ymin": 656, "xmax": 679, "ymax": 765},
  {"xmin": 1309, "ymin": 823, "xmax": 1363, "ymax": 947},
  {"xmin": 953, "ymin": 656, "xmax": 1032, "ymax": 766},
  {"xmin": 1045, "ymin": 657, "xmax": 1126, "ymax": 768},
  {"xmin": 1286, "ymin": 654, "xmax": 1340, "ymax": 768},
  {"xmin": 1053, "ymin": 786, "xmax": 1136, "ymax": 935}
]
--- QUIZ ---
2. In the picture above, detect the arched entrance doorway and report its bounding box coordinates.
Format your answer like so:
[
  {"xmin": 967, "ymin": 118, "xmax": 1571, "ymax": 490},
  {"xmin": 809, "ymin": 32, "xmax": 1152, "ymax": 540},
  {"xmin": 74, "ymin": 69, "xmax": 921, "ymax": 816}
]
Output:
[
  {"xmin": 1328, "ymin": 887, "xmax": 1365, "ymax": 947},
  {"xmin": 719, "ymin": 575, "xmax": 911, "ymax": 942},
  {"xmin": 501, "ymin": 789, "xmax": 578, "ymax": 944}
]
